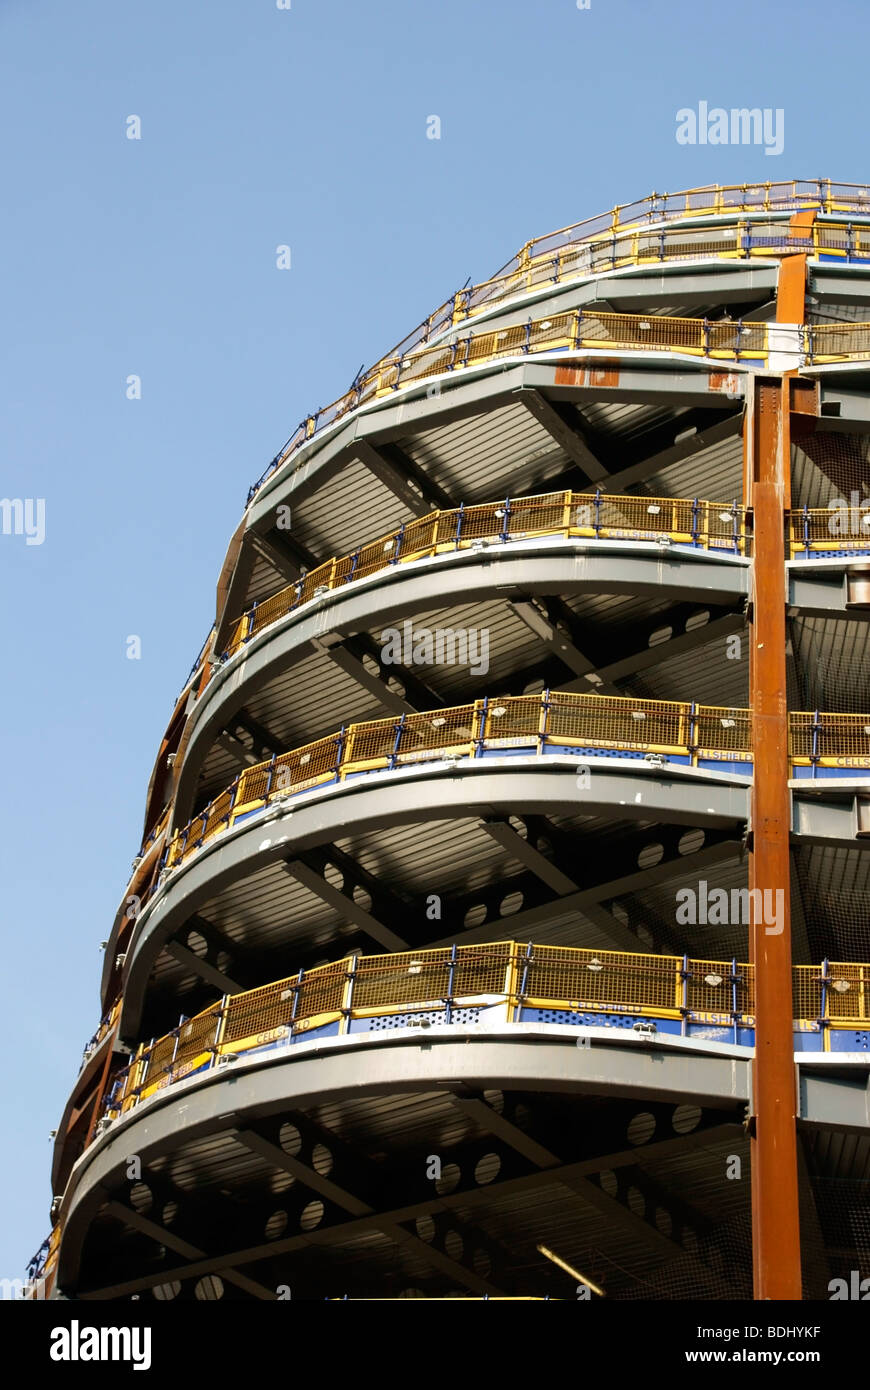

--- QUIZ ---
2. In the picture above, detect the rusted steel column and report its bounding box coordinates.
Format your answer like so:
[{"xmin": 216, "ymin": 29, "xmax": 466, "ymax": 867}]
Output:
[{"xmin": 746, "ymin": 374, "xmax": 802, "ymax": 1300}]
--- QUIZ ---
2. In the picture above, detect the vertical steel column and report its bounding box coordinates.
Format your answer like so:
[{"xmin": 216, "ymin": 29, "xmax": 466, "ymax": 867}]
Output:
[{"xmin": 746, "ymin": 374, "xmax": 802, "ymax": 1300}]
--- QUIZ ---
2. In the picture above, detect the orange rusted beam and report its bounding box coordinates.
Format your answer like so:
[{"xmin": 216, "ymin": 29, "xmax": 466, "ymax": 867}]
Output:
[
  {"xmin": 746, "ymin": 376, "xmax": 801, "ymax": 1300},
  {"xmin": 776, "ymin": 254, "xmax": 808, "ymax": 325}
]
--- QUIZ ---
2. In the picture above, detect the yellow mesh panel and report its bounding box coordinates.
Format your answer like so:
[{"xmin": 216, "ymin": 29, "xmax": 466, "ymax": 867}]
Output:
[
  {"xmin": 481, "ymin": 695, "xmax": 541, "ymax": 742},
  {"xmin": 399, "ymin": 514, "xmax": 440, "ymax": 558},
  {"xmin": 397, "ymin": 705, "xmax": 480, "ymax": 760},
  {"xmin": 809, "ymin": 323, "xmax": 870, "ymax": 361},
  {"xmin": 524, "ymin": 945, "xmax": 681, "ymax": 1012},
  {"xmin": 222, "ymin": 977, "xmax": 297, "ymax": 1044},
  {"xmin": 144, "ymin": 1032, "xmax": 177, "ymax": 1084},
  {"xmin": 792, "ymin": 966, "xmax": 823, "ymax": 1023},
  {"xmin": 353, "ymin": 949, "xmax": 454, "ymax": 1008},
  {"xmin": 344, "ymin": 715, "xmax": 404, "ymax": 766},
  {"xmin": 297, "ymin": 559, "xmax": 335, "ymax": 606},
  {"xmin": 173, "ymin": 1004, "xmax": 221, "ymax": 1072},
  {"xmin": 790, "ymin": 712, "xmax": 870, "ymax": 760},
  {"xmin": 236, "ymin": 762, "xmax": 273, "ymax": 807},
  {"xmin": 547, "ymin": 692, "xmax": 689, "ymax": 751},
  {"xmin": 271, "ymin": 735, "xmax": 340, "ymax": 792},
  {"xmin": 686, "ymin": 960, "xmax": 754, "ymax": 1016},
  {"xmin": 695, "ymin": 707, "xmax": 752, "ymax": 755},
  {"xmin": 824, "ymin": 963, "xmax": 869, "ymax": 1021},
  {"xmin": 295, "ymin": 959, "xmax": 347, "ymax": 1019},
  {"xmin": 353, "ymin": 535, "xmax": 398, "ymax": 579},
  {"xmin": 201, "ymin": 789, "xmax": 233, "ymax": 844}
]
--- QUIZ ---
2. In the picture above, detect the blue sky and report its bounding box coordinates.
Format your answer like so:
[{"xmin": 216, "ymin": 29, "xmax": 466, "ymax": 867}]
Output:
[{"xmin": 1, "ymin": 0, "xmax": 869, "ymax": 1281}]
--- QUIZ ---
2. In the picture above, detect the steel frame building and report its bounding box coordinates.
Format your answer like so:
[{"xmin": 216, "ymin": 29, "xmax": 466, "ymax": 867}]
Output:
[{"xmin": 32, "ymin": 180, "xmax": 870, "ymax": 1301}]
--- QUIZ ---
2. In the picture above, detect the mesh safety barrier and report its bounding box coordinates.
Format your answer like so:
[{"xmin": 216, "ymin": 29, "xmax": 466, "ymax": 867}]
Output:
[
  {"xmin": 100, "ymin": 943, "xmax": 869, "ymax": 1130},
  {"xmin": 224, "ymin": 490, "xmax": 750, "ymax": 659},
  {"xmin": 159, "ymin": 695, "xmax": 870, "ymax": 874}
]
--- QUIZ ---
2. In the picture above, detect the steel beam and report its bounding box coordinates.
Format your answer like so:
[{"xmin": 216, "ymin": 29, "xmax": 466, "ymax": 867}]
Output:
[
  {"xmin": 746, "ymin": 374, "xmax": 802, "ymax": 1300},
  {"xmin": 519, "ymin": 390, "xmax": 610, "ymax": 482},
  {"xmin": 283, "ymin": 858, "xmax": 409, "ymax": 952}
]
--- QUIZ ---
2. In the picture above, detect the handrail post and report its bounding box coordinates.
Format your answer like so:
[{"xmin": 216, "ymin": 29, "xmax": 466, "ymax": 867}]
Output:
[
  {"xmin": 341, "ymin": 954, "xmax": 359, "ymax": 1035},
  {"xmin": 810, "ymin": 708, "xmax": 821, "ymax": 781},
  {"xmin": 819, "ymin": 957, "xmax": 830, "ymax": 1053},
  {"xmin": 475, "ymin": 697, "xmax": 489, "ymax": 758},
  {"xmin": 539, "ymin": 689, "xmax": 551, "ymax": 756},
  {"xmin": 731, "ymin": 959, "xmax": 740, "ymax": 1045},
  {"xmin": 444, "ymin": 942, "xmax": 458, "ymax": 1025},
  {"xmin": 388, "ymin": 714, "xmax": 406, "ymax": 769},
  {"xmin": 679, "ymin": 955, "xmax": 691, "ymax": 1037},
  {"xmin": 687, "ymin": 700, "xmax": 697, "ymax": 767}
]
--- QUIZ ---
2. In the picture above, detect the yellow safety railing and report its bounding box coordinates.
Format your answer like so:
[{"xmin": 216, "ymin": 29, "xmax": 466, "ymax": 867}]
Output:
[
  {"xmin": 157, "ymin": 698, "xmax": 870, "ymax": 877},
  {"xmin": 102, "ymin": 942, "xmax": 870, "ymax": 1125},
  {"xmin": 788, "ymin": 506, "xmax": 870, "ymax": 554},
  {"xmin": 161, "ymin": 691, "xmax": 758, "ymax": 874},
  {"xmin": 790, "ymin": 712, "xmax": 870, "ymax": 767},
  {"xmin": 804, "ymin": 322, "xmax": 870, "ymax": 362},
  {"xmin": 226, "ymin": 490, "xmax": 749, "ymax": 658}
]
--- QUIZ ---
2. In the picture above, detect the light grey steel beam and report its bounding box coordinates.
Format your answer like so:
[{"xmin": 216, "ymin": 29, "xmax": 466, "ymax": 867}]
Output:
[
  {"xmin": 792, "ymin": 789, "xmax": 870, "ymax": 846},
  {"xmin": 430, "ymin": 836, "xmax": 743, "ymax": 950},
  {"xmin": 507, "ymin": 597, "xmax": 621, "ymax": 694},
  {"xmin": 478, "ymin": 818, "xmax": 577, "ymax": 895},
  {"xmin": 798, "ymin": 1066, "xmax": 870, "ymax": 1130},
  {"xmin": 519, "ymin": 390, "xmax": 609, "ymax": 481},
  {"xmin": 310, "ymin": 635, "xmax": 415, "ymax": 715},
  {"xmin": 164, "ymin": 941, "xmax": 242, "ymax": 995},
  {"xmin": 234, "ymin": 1129, "xmax": 373, "ymax": 1216},
  {"xmin": 597, "ymin": 410, "xmax": 743, "ymax": 493},
  {"xmin": 809, "ymin": 264, "xmax": 870, "ymax": 309},
  {"xmin": 448, "ymin": 1092, "xmax": 562, "ymax": 1168},
  {"xmin": 788, "ymin": 564, "xmax": 870, "ymax": 619},
  {"xmin": 559, "ymin": 611, "xmax": 746, "ymax": 693},
  {"xmin": 353, "ymin": 439, "xmax": 434, "ymax": 518},
  {"xmin": 815, "ymin": 381, "xmax": 870, "ymax": 432},
  {"xmin": 251, "ymin": 530, "xmax": 312, "ymax": 582},
  {"xmin": 215, "ymin": 732, "xmax": 260, "ymax": 768}
]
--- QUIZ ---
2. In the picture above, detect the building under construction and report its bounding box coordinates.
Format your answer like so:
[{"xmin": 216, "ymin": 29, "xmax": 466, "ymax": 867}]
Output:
[{"xmin": 31, "ymin": 180, "xmax": 870, "ymax": 1301}]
